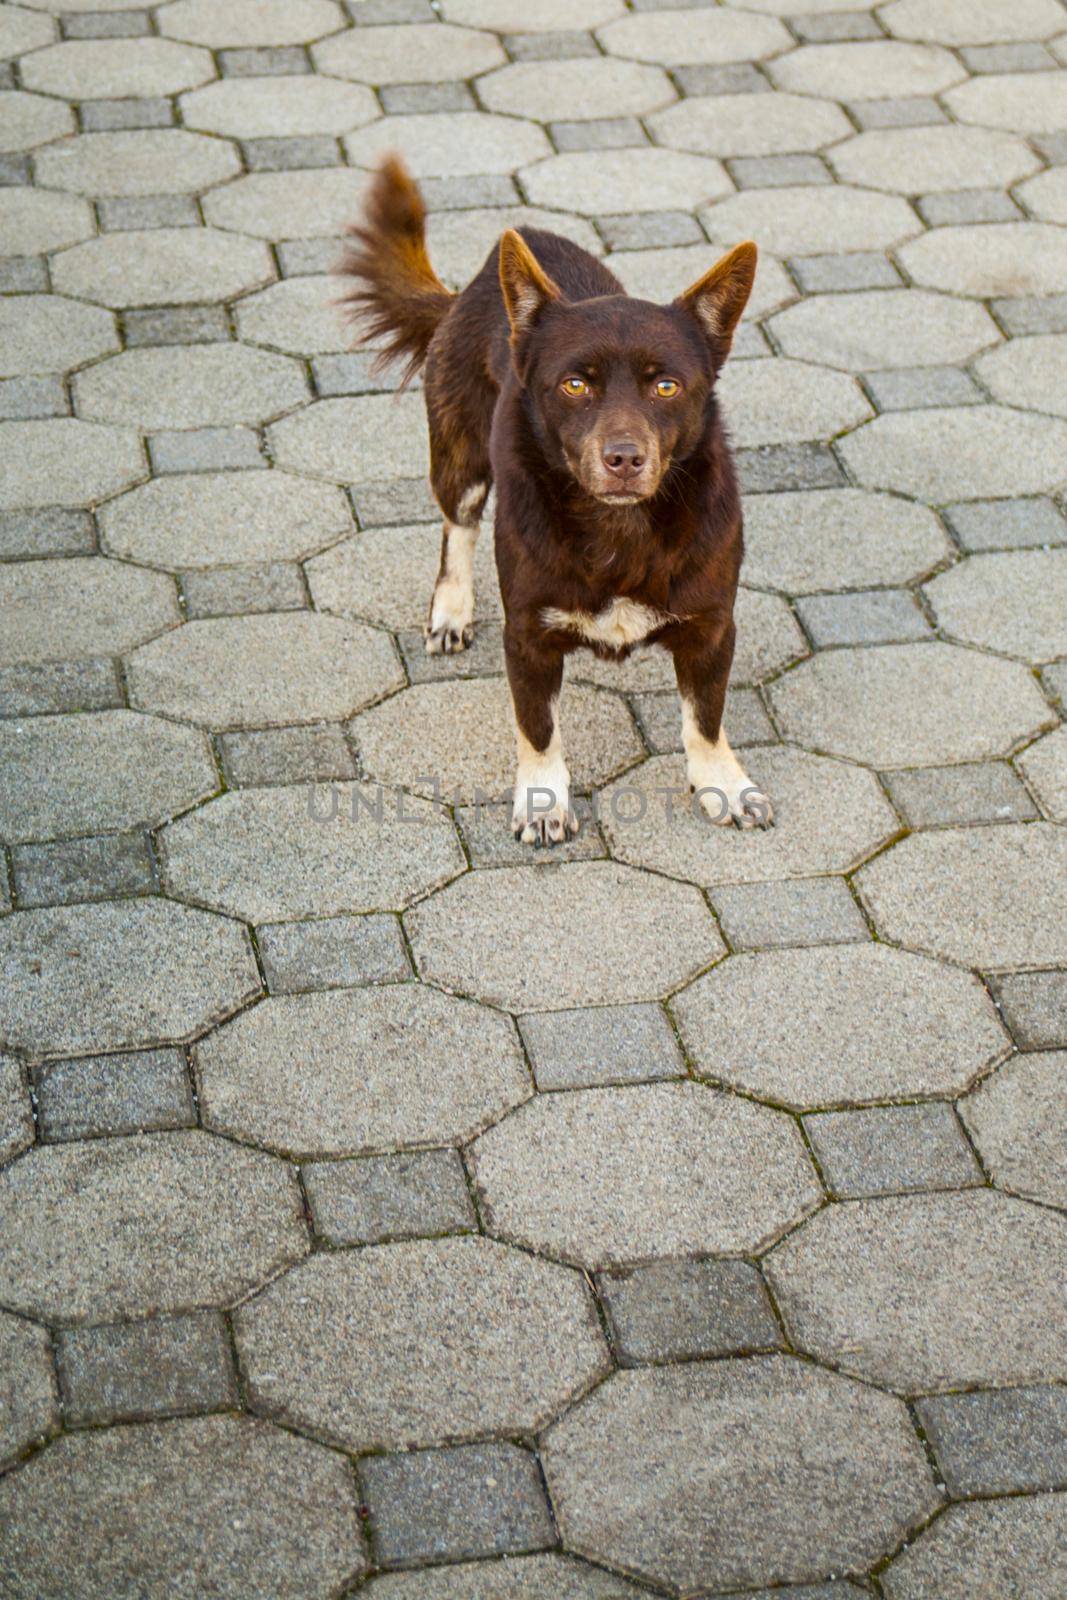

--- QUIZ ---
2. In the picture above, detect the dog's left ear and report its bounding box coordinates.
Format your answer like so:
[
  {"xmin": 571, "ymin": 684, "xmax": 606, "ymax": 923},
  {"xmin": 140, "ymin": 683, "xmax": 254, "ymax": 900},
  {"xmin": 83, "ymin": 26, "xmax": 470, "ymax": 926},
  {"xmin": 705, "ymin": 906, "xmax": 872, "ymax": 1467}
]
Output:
[
  {"xmin": 674, "ymin": 240, "xmax": 757, "ymax": 362},
  {"xmin": 499, "ymin": 229, "xmax": 562, "ymax": 342}
]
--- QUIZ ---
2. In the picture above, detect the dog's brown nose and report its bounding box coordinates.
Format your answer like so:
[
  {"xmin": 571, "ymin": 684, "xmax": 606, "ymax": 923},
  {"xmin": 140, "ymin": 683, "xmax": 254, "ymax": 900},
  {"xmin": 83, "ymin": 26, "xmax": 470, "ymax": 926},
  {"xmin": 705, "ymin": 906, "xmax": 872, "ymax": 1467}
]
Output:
[{"xmin": 602, "ymin": 440, "xmax": 645, "ymax": 477}]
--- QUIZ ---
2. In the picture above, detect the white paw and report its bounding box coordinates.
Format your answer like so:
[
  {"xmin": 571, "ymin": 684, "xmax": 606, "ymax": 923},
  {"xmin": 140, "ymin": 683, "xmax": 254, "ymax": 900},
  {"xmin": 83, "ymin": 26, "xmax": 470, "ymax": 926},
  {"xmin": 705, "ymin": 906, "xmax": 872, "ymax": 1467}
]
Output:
[
  {"xmin": 424, "ymin": 620, "xmax": 473, "ymax": 655},
  {"xmin": 512, "ymin": 771, "xmax": 579, "ymax": 847},
  {"xmin": 693, "ymin": 778, "xmax": 774, "ymax": 830}
]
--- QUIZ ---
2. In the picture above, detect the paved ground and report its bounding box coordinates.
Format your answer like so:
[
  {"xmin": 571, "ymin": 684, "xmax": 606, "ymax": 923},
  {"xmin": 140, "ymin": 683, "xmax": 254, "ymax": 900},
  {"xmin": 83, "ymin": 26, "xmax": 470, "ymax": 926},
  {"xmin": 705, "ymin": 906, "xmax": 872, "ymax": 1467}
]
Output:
[{"xmin": 1, "ymin": 0, "xmax": 1066, "ymax": 1595}]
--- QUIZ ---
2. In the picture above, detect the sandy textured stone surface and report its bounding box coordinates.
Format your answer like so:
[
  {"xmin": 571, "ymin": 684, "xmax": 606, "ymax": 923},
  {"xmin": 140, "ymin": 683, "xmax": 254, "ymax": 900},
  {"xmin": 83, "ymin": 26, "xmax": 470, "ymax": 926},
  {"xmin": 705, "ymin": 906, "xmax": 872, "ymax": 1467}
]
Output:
[
  {"xmin": 881, "ymin": 0, "xmax": 1067, "ymax": 45},
  {"xmin": 0, "ymin": 898, "xmax": 261, "ymax": 1057},
  {"xmin": 0, "ymin": 1309, "xmax": 58, "ymax": 1472},
  {"xmin": 160, "ymin": 781, "xmax": 463, "ymax": 921},
  {"xmin": 703, "ymin": 185, "xmax": 920, "ymax": 257},
  {"xmin": 768, "ymin": 290, "xmax": 998, "ymax": 372},
  {"xmin": 742, "ymin": 490, "xmax": 949, "ymax": 592},
  {"xmin": 543, "ymin": 1358, "xmax": 939, "ymax": 1594},
  {"xmin": 470, "ymin": 1082, "xmax": 819, "ymax": 1267},
  {"xmin": 651, "ymin": 91, "xmax": 849, "ymax": 158},
  {"xmin": 960, "ymin": 1052, "xmax": 1067, "ymax": 1209},
  {"xmin": 899, "ymin": 222, "xmax": 1067, "ymax": 297},
  {"xmin": 945, "ymin": 70, "xmax": 1067, "ymax": 132},
  {"xmin": 269, "ymin": 392, "xmax": 429, "ymax": 483},
  {"xmin": 771, "ymin": 40, "xmax": 964, "ymax": 99},
  {"xmin": 1018, "ymin": 727, "xmax": 1067, "ymax": 822},
  {"xmin": 233, "ymin": 276, "xmax": 348, "ymax": 355},
  {"xmin": 408, "ymin": 862, "xmax": 723, "ymax": 1011},
  {"xmin": 0, "ymin": 187, "xmax": 93, "ymax": 255},
  {"xmin": 521, "ymin": 148, "xmax": 731, "ymax": 214},
  {"xmin": 0, "ymin": 556, "xmax": 174, "ymax": 664},
  {"xmin": 235, "ymin": 1237, "xmax": 609, "ymax": 1451},
  {"xmin": 0, "ymin": 295, "xmax": 119, "ymax": 378},
  {"xmin": 0, "ymin": 1056, "xmax": 34, "ymax": 1167},
  {"xmin": 675, "ymin": 944, "xmax": 1008, "ymax": 1109},
  {"xmin": 0, "ymin": 1130, "xmax": 305, "ymax": 1322},
  {"xmin": 0, "ymin": 88, "xmax": 74, "ymax": 152},
  {"xmin": 52, "ymin": 227, "xmax": 275, "ymax": 308},
  {"xmin": 719, "ymin": 358, "xmax": 871, "ymax": 445},
  {"xmin": 0, "ymin": 423, "xmax": 146, "ymax": 511},
  {"xmin": 161, "ymin": 0, "xmax": 346, "ymax": 48},
  {"xmin": 196, "ymin": 985, "xmax": 528, "ymax": 1157},
  {"xmin": 599, "ymin": 8, "xmax": 791, "ymax": 65},
  {"xmin": 182, "ymin": 74, "xmax": 377, "ymax": 139},
  {"xmin": 831, "ymin": 123, "xmax": 1039, "ymax": 193},
  {"xmin": 478, "ymin": 58, "xmax": 673, "ymax": 122},
  {"xmin": 856, "ymin": 823, "xmax": 1067, "ymax": 968},
  {"xmin": 351, "ymin": 112, "xmax": 548, "ymax": 179},
  {"xmin": 974, "ymin": 334, "xmax": 1067, "ymax": 418},
  {"xmin": 20, "ymin": 39, "xmax": 214, "ymax": 99},
  {"xmin": 0, "ymin": 1416, "xmax": 367, "ymax": 1599},
  {"xmin": 840, "ymin": 406, "xmax": 1067, "ymax": 501},
  {"xmin": 925, "ymin": 549, "xmax": 1067, "ymax": 662},
  {"xmin": 881, "ymin": 1493, "xmax": 1067, "ymax": 1600},
  {"xmin": 363, "ymin": 1554, "xmax": 646, "ymax": 1599},
  {"xmin": 307, "ymin": 522, "xmax": 501, "ymax": 631},
  {"xmin": 36, "ymin": 129, "xmax": 240, "ymax": 196},
  {"xmin": 74, "ymin": 344, "xmax": 308, "ymax": 429},
  {"xmin": 767, "ymin": 1190, "xmax": 1067, "ymax": 1391}
]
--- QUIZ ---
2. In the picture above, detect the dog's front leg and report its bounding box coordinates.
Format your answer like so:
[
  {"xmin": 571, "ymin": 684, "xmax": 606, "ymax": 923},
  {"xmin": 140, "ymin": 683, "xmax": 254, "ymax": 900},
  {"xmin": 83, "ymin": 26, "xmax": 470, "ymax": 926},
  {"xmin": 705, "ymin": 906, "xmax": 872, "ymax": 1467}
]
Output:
[
  {"xmin": 504, "ymin": 627, "xmax": 578, "ymax": 846},
  {"xmin": 673, "ymin": 622, "xmax": 774, "ymax": 830}
]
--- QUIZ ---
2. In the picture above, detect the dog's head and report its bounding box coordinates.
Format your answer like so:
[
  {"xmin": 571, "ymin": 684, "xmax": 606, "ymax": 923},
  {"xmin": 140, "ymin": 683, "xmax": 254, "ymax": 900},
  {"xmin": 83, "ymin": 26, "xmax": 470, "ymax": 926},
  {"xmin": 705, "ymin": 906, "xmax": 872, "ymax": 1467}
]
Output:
[{"xmin": 499, "ymin": 231, "xmax": 756, "ymax": 505}]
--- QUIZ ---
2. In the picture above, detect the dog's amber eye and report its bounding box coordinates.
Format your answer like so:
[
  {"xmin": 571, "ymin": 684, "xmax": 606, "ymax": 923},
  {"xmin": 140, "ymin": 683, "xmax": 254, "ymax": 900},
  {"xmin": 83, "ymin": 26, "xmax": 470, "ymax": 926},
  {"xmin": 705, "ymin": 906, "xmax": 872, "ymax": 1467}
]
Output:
[
  {"xmin": 561, "ymin": 376, "xmax": 590, "ymax": 397},
  {"xmin": 655, "ymin": 378, "xmax": 680, "ymax": 398}
]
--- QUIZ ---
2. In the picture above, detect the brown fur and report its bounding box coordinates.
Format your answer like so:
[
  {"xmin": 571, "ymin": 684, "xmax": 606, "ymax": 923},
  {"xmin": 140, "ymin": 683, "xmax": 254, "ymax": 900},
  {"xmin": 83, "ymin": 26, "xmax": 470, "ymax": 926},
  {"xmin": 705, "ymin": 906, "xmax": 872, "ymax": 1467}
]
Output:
[{"xmin": 338, "ymin": 156, "xmax": 771, "ymax": 839}]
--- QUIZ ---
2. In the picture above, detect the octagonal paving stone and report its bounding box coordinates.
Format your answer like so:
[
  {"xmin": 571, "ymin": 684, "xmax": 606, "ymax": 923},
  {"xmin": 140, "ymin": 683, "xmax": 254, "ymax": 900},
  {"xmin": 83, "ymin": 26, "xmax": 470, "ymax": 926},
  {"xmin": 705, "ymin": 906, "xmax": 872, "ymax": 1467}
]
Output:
[
  {"xmin": 829, "ymin": 124, "xmax": 1040, "ymax": 194},
  {"xmin": 856, "ymin": 823, "xmax": 1067, "ymax": 968},
  {"xmin": 74, "ymin": 345, "xmax": 309, "ymax": 430},
  {"xmin": 649, "ymin": 91, "xmax": 850, "ymax": 158},
  {"xmin": 880, "ymin": 0, "xmax": 1067, "ymax": 44},
  {"xmin": 840, "ymin": 406, "xmax": 1067, "ymax": 503},
  {"xmin": 364, "ymin": 1556, "xmax": 646, "ymax": 1599},
  {"xmin": 974, "ymin": 334, "xmax": 1067, "ymax": 419},
  {"xmin": 542, "ymin": 1357, "xmax": 939, "ymax": 1596},
  {"xmin": 0, "ymin": 90, "xmax": 74, "ymax": 154},
  {"xmin": 0, "ymin": 1055, "xmax": 34, "ymax": 1166},
  {"xmin": 0, "ymin": 5, "xmax": 55, "ymax": 56},
  {"xmin": 741, "ymin": 490, "xmax": 949, "ymax": 594},
  {"xmin": 100, "ymin": 470, "xmax": 351, "ymax": 569},
  {"xmin": 944, "ymin": 70, "xmax": 1067, "ymax": 134},
  {"xmin": 718, "ymin": 359, "xmax": 871, "ymax": 446},
  {"xmin": 350, "ymin": 112, "xmax": 550, "ymax": 180},
  {"xmin": 702, "ymin": 186, "xmax": 920, "ymax": 258},
  {"xmin": 598, "ymin": 749, "xmax": 897, "ymax": 887},
  {"xmin": 898, "ymin": 223, "xmax": 1067, "ymax": 299},
  {"xmin": 443, "ymin": 0, "xmax": 625, "ymax": 26},
  {"xmin": 770, "ymin": 643, "xmax": 1053, "ymax": 767},
  {"xmin": 0, "ymin": 557, "xmax": 173, "ymax": 664},
  {"xmin": 126, "ymin": 612, "xmax": 402, "ymax": 729},
  {"xmin": 51, "ymin": 227, "xmax": 275, "ymax": 309},
  {"xmin": 0, "ymin": 898, "xmax": 261, "ymax": 1058},
  {"xmin": 181, "ymin": 74, "xmax": 378, "ymax": 140},
  {"xmin": 606, "ymin": 244, "xmax": 796, "ymax": 320},
  {"xmin": 469, "ymin": 1082, "xmax": 820, "ymax": 1269},
  {"xmin": 0, "ymin": 188, "xmax": 93, "ymax": 256},
  {"xmin": 35, "ymin": 129, "xmax": 240, "ymax": 197},
  {"xmin": 19, "ymin": 38, "xmax": 214, "ymax": 99},
  {"xmin": 160, "ymin": 0, "xmax": 347, "ymax": 48},
  {"xmin": 234, "ymin": 1236, "xmax": 609, "ymax": 1452},
  {"xmin": 959, "ymin": 1051, "xmax": 1067, "ymax": 1210},
  {"xmin": 0, "ymin": 422, "xmax": 146, "ymax": 512},
  {"xmin": 770, "ymin": 40, "xmax": 964, "ymax": 99},
  {"xmin": 0, "ymin": 1309, "xmax": 58, "ymax": 1473},
  {"xmin": 195, "ymin": 985, "xmax": 529, "ymax": 1159},
  {"xmin": 313, "ymin": 21, "xmax": 504, "ymax": 83},
  {"xmin": 881, "ymin": 1493, "xmax": 1067, "ymax": 1600},
  {"xmin": 159, "ymin": 782, "xmax": 464, "ymax": 922},
  {"xmin": 767, "ymin": 291, "xmax": 999, "ymax": 373},
  {"xmin": 0, "ymin": 295, "xmax": 119, "ymax": 378},
  {"xmin": 478, "ymin": 57, "xmax": 674, "ymax": 122},
  {"xmin": 0, "ymin": 1130, "xmax": 305, "ymax": 1323},
  {"xmin": 424, "ymin": 205, "xmax": 601, "ymax": 291},
  {"xmin": 407, "ymin": 861, "xmax": 723, "ymax": 1012},
  {"xmin": 306, "ymin": 523, "xmax": 502, "ymax": 632},
  {"xmin": 0, "ymin": 1415, "xmax": 367, "ymax": 1600},
  {"xmin": 765, "ymin": 1190, "xmax": 1067, "ymax": 1392},
  {"xmin": 519, "ymin": 147, "xmax": 730, "ymax": 215},
  {"xmin": 0, "ymin": 710, "xmax": 217, "ymax": 844},
  {"xmin": 351, "ymin": 678, "xmax": 643, "ymax": 805},
  {"xmin": 1018, "ymin": 727, "xmax": 1067, "ymax": 822},
  {"xmin": 268, "ymin": 393, "xmax": 429, "ymax": 484},
  {"xmin": 233, "ymin": 276, "xmax": 348, "ymax": 356},
  {"xmin": 673, "ymin": 944, "xmax": 1009, "ymax": 1110},
  {"xmin": 925, "ymin": 549, "xmax": 1067, "ymax": 664},
  {"xmin": 1018, "ymin": 166, "xmax": 1067, "ymax": 225},
  {"xmin": 598, "ymin": 7, "xmax": 791, "ymax": 64}
]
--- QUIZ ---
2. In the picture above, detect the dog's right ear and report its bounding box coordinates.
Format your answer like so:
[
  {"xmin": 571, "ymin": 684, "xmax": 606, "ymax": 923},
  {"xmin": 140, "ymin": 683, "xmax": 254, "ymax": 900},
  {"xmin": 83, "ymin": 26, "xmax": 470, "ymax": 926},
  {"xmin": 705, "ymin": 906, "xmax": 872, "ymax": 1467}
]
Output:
[{"xmin": 499, "ymin": 229, "xmax": 562, "ymax": 343}]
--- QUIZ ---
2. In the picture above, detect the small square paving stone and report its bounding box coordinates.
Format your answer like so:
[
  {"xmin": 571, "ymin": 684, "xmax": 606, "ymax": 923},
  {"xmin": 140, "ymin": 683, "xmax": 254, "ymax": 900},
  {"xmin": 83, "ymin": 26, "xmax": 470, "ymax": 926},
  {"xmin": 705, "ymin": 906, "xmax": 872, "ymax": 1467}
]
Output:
[
  {"xmin": 80, "ymin": 97, "xmax": 176, "ymax": 132},
  {"xmin": 796, "ymin": 590, "xmax": 932, "ymax": 648},
  {"xmin": 349, "ymin": 0, "xmax": 435, "ymax": 21},
  {"xmin": 0, "ymin": 154, "xmax": 31, "ymax": 186},
  {"xmin": 987, "ymin": 970, "xmax": 1067, "ymax": 1050},
  {"xmin": 596, "ymin": 1259, "xmax": 783, "ymax": 1366},
  {"xmin": 218, "ymin": 723, "xmax": 356, "ymax": 786},
  {"xmin": 149, "ymin": 426, "xmax": 264, "ymax": 473},
  {"xmin": 122, "ymin": 305, "xmax": 231, "ymax": 347},
  {"xmin": 0, "ymin": 376, "xmax": 68, "ymax": 421},
  {"xmin": 33, "ymin": 1047, "xmax": 195, "ymax": 1142},
  {"xmin": 598, "ymin": 210, "xmax": 704, "ymax": 250},
  {"xmin": 710, "ymin": 878, "xmax": 869, "ymax": 951},
  {"xmin": 361, "ymin": 1442, "xmax": 554, "ymax": 1568},
  {"xmin": 630, "ymin": 686, "xmax": 776, "ymax": 755},
  {"xmin": 0, "ymin": 1056, "xmax": 33, "ymax": 1167},
  {"xmin": 0, "ymin": 256, "xmax": 49, "ymax": 294},
  {"xmin": 418, "ymin": 174, "xmax": 519, "ymax": 211},
  {"xmin": 551, "ymin": 117, "xmax": 647, "ymax": 153},
  {"xmin": 504, "ymin": 31, "xmax": 599, "ymax": 61},
  {"xmin": 241, "ymin": 135, "xmax": 340, "ymax": 170},
  {"xmin": 851, "ymin": 96, "xmax": 947, "ymax": 129},
  {"xmin": 736, "ymin": 443, "xmax": 844, "ymax": 494},
  {"xmin": 57, "ymin": 1312, "xmax": 237, "ymax": 1426},
  {"xmin": 882, "ymin": 763, "xmax": 1038, "ymax": 827},
  {"xmin": 313, "ymin": 352, "xmax": 408, "ymax": 396},
  {"xmin": 729, "ymin": 154, "xmax": 833, "ymax": 189},
  {"xmin": 0, "ymin": 659, "xmax": 123, "ymax": 719},
  {"xmin": 518, "ymin": 1003, "xmax": 684, "ymax": 1091},
  {"xmin": 0, "ymin": 508, "xmax": 94, "ymax": 560},
  {"xmin": 180, "ymin": 562, "xmax": 308, "ymax": 618},
  {"xmin": 1034, "ymin": 132, "xmax": 1067, "ymax": 164},
  {"xmin": 380, "ymin": 82, "xmax": 475, "ymax": 114},
  {"xmin": 275, "ymin": 238, "xmax": 337, "ymax": 276},
  {"xmin": 865, "ymin": 367, "xmax": 982, "ymax": 412},
  {"xmin": 12, "ymin": 832, "xmax": 156, "ymax": 909},
  {"xmin": 673, "ymin": 62, "xmax": 770, "ymax": 96},
  {"xmin": 961, "ymin": 42, "xmax": 1056, "ymax": 73},
  {"xmin": 256, "ymin": 912, "xmax": 409, "ymax": 992},
  {"xmin": 350, "ymin": 477, "xmax": 439, "ymax": 527},
  {"xmin": 803, "ymin": 1105, "xmax": 982, "ymax": 1198},
  {"xmin": 791, "ymin": 13, "xmax": 882, "ymax": 42},
  {"xmin": 218, "ymin": 46, "xmax": 311, "ymax": 76},
  {"xmin": 62, "ymin": 12, "xmax": 153, "ymax": 39},
  {"xmin": 993, "ymin": 294, "xmax": 1067, "ymax": 337},
  {"xmin": 97, "ymin": 195, "xmax": 199, "ymax": 231},
  {"xmin": 303, "ymin": 1149, "xmax": 475, "ymax": 1246},
  {"xmin": 944, "ymin": 497, "xmax": 1067, "ymax": 551},
  {"xmin": 789, "ymin": 253, "xmax": 903, "ymax": 294},
  {"xmin": 918, "ymin": 189, "xmax": 1021, "ymax": 226},
  {"xmin": 914, "ymin": 1385, "xmax": 1067, "ymax": 1496}
]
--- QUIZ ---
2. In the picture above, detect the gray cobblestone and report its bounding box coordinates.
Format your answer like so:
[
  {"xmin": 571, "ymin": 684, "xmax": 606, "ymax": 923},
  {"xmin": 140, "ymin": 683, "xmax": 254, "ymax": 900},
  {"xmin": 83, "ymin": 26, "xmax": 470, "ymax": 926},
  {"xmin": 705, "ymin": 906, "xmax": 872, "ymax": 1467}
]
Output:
[
  {"xmin": 79, "ymin": 97, "xmax": 175, "ymax": 132},
  {"xmin": 918, "ymin": 188, "xmax": 1021, "ymax": 226},
  {"xmin": 97, "ymin": 194, "xmax": 200, "ymax": 231},
  {"xmin": 380, "ymin": 82, "xmax": 475, "ymax": 114},
  {"xmin": 991, "ymin": 293, "xmax": 1067, "ymax": 336},
  {"xmin": 551, "ymin": 116, "xmax": 647, "ymax": 152},
  {"xmin": 149, "ymin": 426, "xmax": 265, "ymax": 473},
  {"xmin": 33, "ymin": 1047, "xmax": 195, "ymax": 1142},
  {"xmin": 851, "ymin": 96, "xmax": 947, "ymax": 129},
  {"xmin": 180, "ymin": 561, "xmax": 308, "ymax": 618},
  {"xmin": 0, "ymin": 154, "xmax": 31, "ymax": 187},
  {"xmin": 597, "ymin": 209, "xmax": 703, "ymax": 249},
  {"xmin": 987, "ymin": 970, "xmax": 1067, "ymax": 1049},
  {"xmin": 275, "ymin": 237, "xmax": 338, "ymax": 275},
  {"xmin": 348, "ymin": 0, "xmax": 435, "ymax": 21},
  {"xmin": 62, "ymin": 12, "xmax": 152, "ymax": 40},
  {"xmin": 796, "ymin": 589, "xmax": 932, "ymax": 647},
  {"xmin": 217, "ymin": 722, "xmax": 355, "ymax": 786},
  {"xmin": 218, "ymin": 47, "xmax": 311, "ymax": 76},
  {"xmin": 961, "ymin": 42, "xmax": 1057, "ymax": 73},
  {"xmin": 0, "ymin": 375, "xmax": 67, "ymax": 419},
  {"xmin": 0, "ymin": 507, "xmax": 94, "ymax": 561},
  {"xmin": 597, "ymin": 1258, "xmax": 783, "ymax": 1365},
  {"xmin": 312, "ymin": 351, "xmax": 407, "ymax": 395},
  {"xmin": 57, "ymin": 1312, "xmax": 237, "ymax": 1425},
  {"xmin": 865, "ymin": 366, "xmax": 983, "ymax": 411},
  {"xmin": 303, "ymin": 1149, "xmax": 475, "ymax": 1246},
  {"xmin": 418, "ymin": 173, "xmax": 519, "ymax": 210},
  {"xmin": 803, "ymin": 1104, "xmax": 982, "ymax": 1198},
  {"xmin": 350, "ymin": 476, "xmax": 438, "ymax": 527},
  {"xmin": 12, "ymin": 831, "xmax": 156, "ymax": 908},
  {"xmin": 241, "ymin": 135, "xmax": 340, "ymax": 170},
  {"xmin": 0, "ymin": 256, "xmax": 49, "ymax": 293},
  {"xmin": 915, "ymin": 1385, "xmax": 1067, "ymax": 1496},
  {"xmin": 789, "ymin": 253, "xmax": 903, "ymax": 293},
  {"xmin": 504, "ymin": 30, "xmax": 598, "ymax": 62},
  {"xmin": 729, "ymin": 154, "xmax": 833, "ymax": 189},
  {"xmin": 123, "ymin": 305, "xmax": 231, "ymax": 346},
  {"xmin": 737, "ymin": 443, "xmax": 845, "ymax": 494},
  {"xmin": 257, "ymin": 912, "xmax": 410, "ymax": 992},
  {"xmin": 673, "ymin": 62, "xmax": 770, "ymax": 96},
  {"xmin": 791, "ymin": 14, "xmax": 882, "ymax": 44},
  {"xmin": 518, "ymin": 1003, "xmax": 684, "ymax": 1090},
  {"xmin": 883, "ymin": 762, "xmax": 1039, "ymax": 826},
  {"xmin": 944, "ymin": 496, "xmax": 1067, "ymax": 550},
  {"xmin": 0, "ymin": 658, "xmax": 122, "ymax": 719},
  {"xmin": 710, "ymin": 877, "xmax": 869, "ymax": 951}
]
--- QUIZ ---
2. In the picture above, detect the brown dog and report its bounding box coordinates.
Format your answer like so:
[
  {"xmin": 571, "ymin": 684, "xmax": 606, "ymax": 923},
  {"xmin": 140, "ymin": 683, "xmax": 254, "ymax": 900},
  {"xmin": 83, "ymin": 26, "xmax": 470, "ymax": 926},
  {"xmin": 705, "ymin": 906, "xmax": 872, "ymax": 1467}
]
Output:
[{"xmin": 338, "ymin": 156, "xmax": 772, "ymax": 844}]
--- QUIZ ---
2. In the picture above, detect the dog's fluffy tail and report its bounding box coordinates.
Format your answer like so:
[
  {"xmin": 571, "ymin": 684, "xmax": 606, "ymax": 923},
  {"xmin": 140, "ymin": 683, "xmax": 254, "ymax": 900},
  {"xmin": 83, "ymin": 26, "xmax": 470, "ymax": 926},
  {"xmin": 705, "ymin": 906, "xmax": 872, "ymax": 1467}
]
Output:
[{"xmin": 336, "ymin": 155, "xmax": 453, "ymax": 389}]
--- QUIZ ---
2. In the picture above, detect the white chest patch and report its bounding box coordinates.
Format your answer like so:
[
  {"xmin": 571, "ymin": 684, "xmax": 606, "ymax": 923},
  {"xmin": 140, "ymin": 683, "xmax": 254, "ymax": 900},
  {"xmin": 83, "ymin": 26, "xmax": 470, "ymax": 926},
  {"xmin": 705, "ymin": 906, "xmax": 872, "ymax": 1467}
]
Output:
[{"xmin": 542, "ymin": 597, "xmax": 673, "ymax": 650}]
